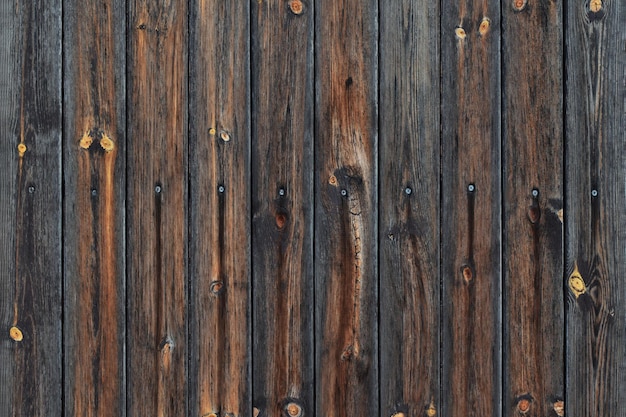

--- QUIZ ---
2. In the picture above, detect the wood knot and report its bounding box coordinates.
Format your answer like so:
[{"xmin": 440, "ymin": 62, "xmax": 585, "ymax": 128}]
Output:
[
  {"xmin": 426, "ymin": 401, "xmax": 436, "ymax": 417},
  {"xmin": 80, "ymin": 133, "xmax": 93, "ymax": 149},
  {"xmin": 557, "ymin": 209, "xmax": 563, "ymax": 223},
  {"xmin": 391, "ymin": 413, "xmax": 405, "ymax": 417},
  {"xmin": 553, "ymin": 400, "xmax": 564, "ymax": 416},
  {"xmin": 209, "ymin": 128, "xmax": 216, "ymax": 136},
  {"xmin": 340, "ymin": 345, "xmax": 354, "ymax": 361},
  {"xmin": 479, "ymin": 18, "xmax": 490, "ymax": 35},
  {"xmin": 328, "ymin": 175, "xmax": 337, "ymax": 186},
  {"xmin": 10, "ymin": 326, "xmax": 23, "ymax": 342},
  {"xmin": 17, "ymin": 143, "xmax": 27, "ymax": 157},
  {"xmin": 455, "ymin": 27, "xmax": 466, "ymax": 39},
  {"xmin": 461, "ymin": 265, "xmax": 474, "ymax": 284},
  {"xmin": 515, "ymin": 395, "xmax": 533, "ymax": 414},
  {"xmin": 590, "ymin": 0, "xmax": 602, "ymax": 12},
  {"xmin": 512, "ymin": 0, "xmax": 527, "ymax": 11},
  {"xmin": 285, "ymin": 403, "xmax": 302, "ymax": 417},
  {"xmin": 220, "ymin": 131, "xmax": 231, "ymax": 142},
  {"xmin": 276, "ymin": 213, "xmax": 287, "ymax": 229},
  {"xmin": 100, "ymin": 135, "xmax": 115, "ymax": 152},
  {"xmin": 289, "ymin": 0, "xmax": 304, "ymax": 15},
  {"xmin": 568, "ymin": 264, "xmax": 586, "ymax": 298},
  {"xmin": 210, "ymin": 280, "xmax": 224, "ymax": 295},
  {"xmin": 527, "ymin": 205, "xmax": 541, "ymax": 224},
  {"xmin": 253, "ymin": 408, "xmax": 260, "ymax": 417}
]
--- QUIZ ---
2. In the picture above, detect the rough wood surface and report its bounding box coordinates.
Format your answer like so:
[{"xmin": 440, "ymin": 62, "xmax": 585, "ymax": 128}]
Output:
[
  {"xmin": 378, "ymin": 1, "xmax": 440, "ymax": 416},
  {"xmin": 565, "ymin": 0, "xmax": 626, "ymax": 415},
  {"xmin": 188, "ymin": 0, "xmax": 250, "ymax": 416},
  {"xmin": 502, "ymin": 0, "xmax": 564, "ymax": 415},
  {"xmin": 441, "ymin": 1, "xmax": 502, "ymax": 416},
  {"xmin": 62, "ymin": 0, "xmax": 126, "ymax": 415},
  {"xmin": 251, "ymin": 1, "xmax": 314, "ymax": 416},
  {"xmin": 0, "ymin": 0, "xmax": 63, "ymax": 415},
  {"xmin": 126, "ymin": 0, "xmax": 188, "ymax": 415},
  {"xmin": 315, "ymin": 0, "xmax": 378, "ymax": 416}
]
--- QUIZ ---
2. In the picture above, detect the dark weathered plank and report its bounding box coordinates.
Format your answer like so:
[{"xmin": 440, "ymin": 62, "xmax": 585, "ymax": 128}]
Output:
[
  {"xmin": 315, "ymin": 0, "xmax": 378, "ymax": 416},
  {"xmin": 565, "ymin": 1, "xmax": 626, "ymax": 415},
  {"xmin": 188, "ymin": 0, "xmax": 250, "ymax": 416},
  {"xmin": 251, "ymin": 1, "xmax": 313, "ymax": 416},
  {"xmin": 378, "ymin": 1, "xmax": 439, "ymax": 416},
  {"xmin": 502, "ymin": 0, "xmax": 564, "ymax": 415},
  {"xmin": 440, "ymin": 1, "xmax": 502, "ymax": 416},
  {"xmin": 0, "ymin": 0, "xmax": 62, "ymax": 415},
  {"xmin": 63, "ymin": 0, "xmax": 126, "ymax": 415},
  {"xmin": 126, "ymin": 1, "xmax": 188, "ymax": 415}
]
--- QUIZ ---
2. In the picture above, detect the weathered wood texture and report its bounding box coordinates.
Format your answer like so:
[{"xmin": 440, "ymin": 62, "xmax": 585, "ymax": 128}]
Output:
[
  {"xmin": 0, "ymin": 0, "xmax": 63, "ymax": 415},
  {"xmin": 251, "ymin": 1, "xmax": 314, "ymax": 416},
  {"xmin": 315, "ymin": 0, "xmax": 378, "ymax": 416},
  {"xmin": 126, "ymin": 0, "xmax": 188, "ymax": 415},
  {"xmin": 188, "ymin": 1, "xmax": 250, "ymax": 416},
  {"xmin": 379, "ymin": 1, "xmax": 440, "ymax": 416},
  {"xmin": 441, "ymin": 1, "xmax": 502, "ymax": 416},
  {"xmin": 565, "ymin": 0, "xmax": 626, "ymax": 415},
  {"xmin": 63, "ymin": 0, "xmax": 126, "ymax": 415},
  {"xmin": 502, "ymin": 0, "xmax": 564, "ymax": 416}
]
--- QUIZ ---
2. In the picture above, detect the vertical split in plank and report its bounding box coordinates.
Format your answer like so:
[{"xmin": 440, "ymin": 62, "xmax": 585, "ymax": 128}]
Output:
[
  {"xmin": 441, "ymin": 0, "xmax": 502, "ymax": 416},
  {"xmin": 565, "ymin": 0, "xmax": 626, "ymax": 415},
  {"xmin": 63, "ymin": 0, "xmax": 126, "ymax": 415},
  {"xmin": 188, "ymin": 0, "xmax": 250, "ymax": 416},
  {"xmin": 379, "ymin": 0, "xmax": 440, "ymax": 416},
  {"xmin": 502, "ymin": 0, "xmax": 564, "ymax": 415},
  {"xmin": 0, "ymin": 0, "xmax": 63, "ymax": 415},
  {"xmin": 315, "ymin": 0, "xmax": 378, "ymax": 415},
  {"xmin": 251, "ymin": 0, "xmax": 314, "ymax": 416},
  {"xmin": 127, "ymin": 0, "xmax": 188, "ymax": 415}
]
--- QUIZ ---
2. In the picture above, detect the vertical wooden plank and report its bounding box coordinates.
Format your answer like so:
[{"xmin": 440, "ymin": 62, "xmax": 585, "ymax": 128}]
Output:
[
  {"xmin": 0, "ymin": 0, "xmax": 62, "ymax": 415},
  {"xmin": 440, "ymin": 0, "xmax": 502, "ymax": 416},
  {"xmin": 315, "ymin": 0, "xmax": 378, "ymax": 415},
  {"xmin": 565, "ymin": 0, "xmax": 626, "ymax": 415},
  {"xmin": 378, "ymin": 1, "xmax": 440, "ymax": 416},
  {"xmin": 127, "ymin": 0, "xmax": 187, "ymax": 415},
  {"xmin": 502, "ymin": 0, "xmax": 564, "ymax": 415},
  {"xmin": 63, "ymin": 0, "xmax": 126, "ymax": 415},
  {"xmin": 188, "ymin": 0, "xmax": 250, "ymax": 416},
  {"xmin": 251, "ymin": 0, "xmax": 313, "ymax": 416}
]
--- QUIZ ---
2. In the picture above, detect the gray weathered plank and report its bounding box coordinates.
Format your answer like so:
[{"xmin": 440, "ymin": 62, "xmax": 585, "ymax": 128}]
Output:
[
  {"xmin": 441, "ymin": 0, "xmax": 502, "ymax": 416},
  {"xmin": 188, "ymin": 0, "xmax": 251, "ymax": 415},
  {"xmin": 379, "ymin": 0, "xmax": 440, "ymax": 416},
  {"xmin": 0, "ymin": 0, "xmax": 62, "ymax": 415},
  {"xmin": 565, "ymin": 0, "xmax": 626, "ymax": 415},
  {"xmin": 251, "ymin": 0, "xmax": 314, "ymax": 416}
]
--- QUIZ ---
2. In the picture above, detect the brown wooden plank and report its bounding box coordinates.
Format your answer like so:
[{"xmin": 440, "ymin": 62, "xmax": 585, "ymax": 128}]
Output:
[
  {"xmin": 440, "ymin": 1, "xmax": 502, "ymax": 416},
  {"xmin": 188, "ymin": 0, "xmax": 250, "ymax": 416},
  {"xmin": 126, "ymin": 0, "xmax": 188, "ymax": 415},
  {"xmin": 0, "ymin": 0, "xmax": 63, "ymax": 415},
  {"xmin": 565, "ymin": 0, "xmax": 626, "ymax": 415},
  {"xmin": 502, "ymin": 0, "xmax": 564, "ymax": 415},
  {"xmin": 251, "ymin": 1, "xmax": 313, "ymax": 416},
  {"xmin": 62, "ymin": 0, "xmax": 126, "ymax": 415},
  {"xmin": 378, "ymin": 0, "xmax": 440, "ymax": 416},
  {"xmin": 315, "ymin": 0, "xmax": 378, "ymax": 415}
]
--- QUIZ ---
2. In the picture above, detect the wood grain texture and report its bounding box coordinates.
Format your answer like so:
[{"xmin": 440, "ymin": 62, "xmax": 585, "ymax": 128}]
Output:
[
  {"xmin": 378, "ymin": 1, "xmax": 440, "ymax": 416},
  {"xmin": 188, "ymin": 0, "xmax": 250, "ymax": 416},
  {"xmin": 502, "ymin": 0, "xmax": 564, "ymax": 415},
  {"xmin": 0, "ymin": 0, "xmax": 62, "ymax": 415},
  {"xmin": 315, "ymin": 0, "xmax": 378, "ymax": 416},
  {"xmin": 440, "ymin": 1, "xmax": 502, "ymax": 416},
  {"xmin": 565, "ymin": 0, "xmax": 626, "ymax": 415},
  {"xmin": 126, "ymin": 0, "xmax": 188, "ymax": 415},
  {"xmin": 251, "ymin": 1, "xmax": 314, "ymax": 416},
  {"xmin": 63, "ymin": 0, "xmax": 126, "ymax": 415}
]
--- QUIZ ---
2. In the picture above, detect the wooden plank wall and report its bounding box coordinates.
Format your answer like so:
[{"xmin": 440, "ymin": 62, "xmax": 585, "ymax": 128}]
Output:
[{"xmin": 1, "ymin": 1, "xmax": 625, "ymax": 416}]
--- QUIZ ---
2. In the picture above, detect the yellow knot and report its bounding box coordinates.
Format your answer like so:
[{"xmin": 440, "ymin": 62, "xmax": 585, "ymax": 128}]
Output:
[
  {"xmin": 427, "ymin": 402, "xmax": 437, "ymax": 417},
  {"xmin": 553, "ymin": 401, "xmax": 564, "ymax": 416},
  {"xmin": 479, "ymin": 18, "xmax": 490, "ymax": 35},
  {"xmin": 209, "ymin": 128, "xmax": 216, "ymax": 135},
  {"xmin": 569, "ymin": 264, "xmax": 586, "ymax": 298},
  {"xmin": 286, "ymin": 403, "xmax": 302, "ymax": 417},
  {"xmin": 79, "ymin": 134, "xmax": 92, "ymax": 149},
  {"xmin": 220, "ymin": 131, "xmax": 231, "ymax": 142},
  {"xmin": 17, "ymin": 143, "xmax": 27, "ymax": 157},
  {"xmin": 455, "ymin": 27, "xmax": 466, "ymax": 40},
  {"xmin": 10, "ymin": 326, "xmax": 23, "ymax": 342},
  {"xmin": 100, "ymin": 135, "xmax": 115, "ymax": 152},
  {"xmin": 289, "ymin": 0, "xmax": 304, "ymax": 15},
  {"xmin": 590, "ymin": 0, "xmax": 602, "ymax": 12}
]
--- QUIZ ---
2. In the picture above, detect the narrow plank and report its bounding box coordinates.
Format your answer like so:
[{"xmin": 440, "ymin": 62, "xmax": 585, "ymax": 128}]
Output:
[
  {"xmin": 188, "ymin": 0, "xmax": 250, "ymax": 415},
  {"xmin": 315, "ymin": 0, "xmax": 378, "ymax": 415},
  {"xmin": 440, "ymin": 1, "xmax": 502, "ymax": 416},
  {"xmin": 502, "ymin": 0, "xmax": 564, "ymax": 415},
  {"xmin": 565, "ymin": 0, "xmax": 626, "ymax": 415},
  {"xmin": 126, "ymin": 0, "xmax": 188, "ymax": 415},
  {"xmin": 378, "ymin": 0, "xmax": 440, "ymax": 416},
  {"xmin": 63, "ymin": 0, "xmax": 126, "ymax": 415},
  {"xmin": 0, "ymin": 0, "xmax": 63, "ymax": 415},
  {"xmin": 251, "ymin": 1, "xmax": 314, "ymax": 416}
]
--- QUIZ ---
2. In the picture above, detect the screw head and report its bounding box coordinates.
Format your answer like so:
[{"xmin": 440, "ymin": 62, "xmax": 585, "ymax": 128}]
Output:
[
  {"xmin": 155, "ymin": 185, "xmax": 162, "ymax": 193},
  {"xmin": 468, "ymin": 184, "xmax": 475, "ymax": 192},
  {"xmin": 405, "ymin": 187, "xmax": 412, "ymax": 195},
  {"xmin": 218, "ymin": 185, "xmax": 225, "ymax": 193},
  {"xmin": 340, "ymin": 189, "xmax": 347, "ymax": 196},
  {"xmin": 591, "ymin": 189, "xmax": 598, "ymax": 197},
  {"xmin": 532, "ymin": 189, "xmax": 539, "ymax": 197}
]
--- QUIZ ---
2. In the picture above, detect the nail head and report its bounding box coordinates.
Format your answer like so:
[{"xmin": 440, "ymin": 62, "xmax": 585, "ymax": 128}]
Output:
[
  {"xmin": 28, "ymin": 186, "xmax": 35, "ymax": 194},
  {"xmin": 468, "ymin": 184, "xmax": 475, "ymax": 192},
  {"xmin": 279, "ymin": 188, "xmax": 285, "ymax": 196},
  {"xmin": 341, "ymin": 189, "xmax": 347, "ymax": 196},
  {"xmin": 155, "ymin": 185, "xmax": 162, "ymax": 193},
  {"xmin": 532, "ymin": 189, "xmax": 539, "ymax": 197},
  {"xmin": 218, "ymin": 185, "xmax": 225, "ymax": 193},
  {"xmin": 405, "ymin": 187, "xmax": 412, "ymax": 195},
  {"xmin": 592, "ymin": 189, "xmax": 598, "ymax": 197}
]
